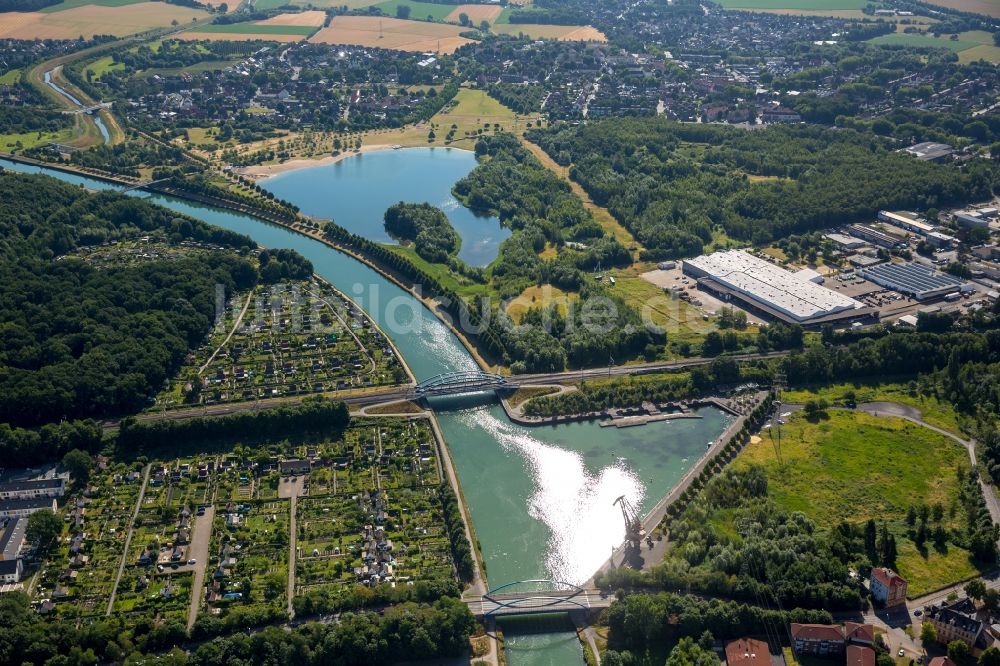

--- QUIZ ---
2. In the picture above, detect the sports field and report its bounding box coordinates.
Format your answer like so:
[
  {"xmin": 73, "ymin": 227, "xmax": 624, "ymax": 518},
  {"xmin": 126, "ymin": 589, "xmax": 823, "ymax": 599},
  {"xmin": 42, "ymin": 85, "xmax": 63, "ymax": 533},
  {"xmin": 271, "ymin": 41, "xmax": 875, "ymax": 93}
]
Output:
[
  {"xmin": 308, "ymin": 15, "xmax": 476, "ymax": 53},
  {"xmin": 444, "ymin": 3, "xmax": 504, "ymax": 23},
  {"xmin": 492, "ymin": 23, "xmax": 607, "ymax": 41},
  {"xmin": 868, "ymin": 30, "xmax": 1000, "ymax": 62},
  {"xmin": 0, "ymin": 3, "xmax": 208, "ymax": 39}
]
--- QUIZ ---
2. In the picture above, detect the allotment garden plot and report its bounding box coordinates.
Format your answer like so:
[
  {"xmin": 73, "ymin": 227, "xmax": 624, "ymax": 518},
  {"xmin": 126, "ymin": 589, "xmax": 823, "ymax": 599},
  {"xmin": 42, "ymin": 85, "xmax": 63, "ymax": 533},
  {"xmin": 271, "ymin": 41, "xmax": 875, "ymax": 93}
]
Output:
[
  {"xmin": 294, "ymin": 419, "xmax": 457, "ymax": 604},
  {"xmin": 32, "ymin": 465, "xmax": 142, "ymax": 621},
  {"xmin": 155, "ymin": 278, "xmax": 407, "ymax": 409}
]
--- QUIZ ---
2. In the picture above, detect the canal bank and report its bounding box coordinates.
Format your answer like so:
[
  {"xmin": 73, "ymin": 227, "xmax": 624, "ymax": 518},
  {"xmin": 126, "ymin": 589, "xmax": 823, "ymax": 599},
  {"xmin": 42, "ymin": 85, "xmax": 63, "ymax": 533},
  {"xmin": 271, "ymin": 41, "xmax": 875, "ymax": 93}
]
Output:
[{"xmin": 3, "ymin": 156, "xmax": 736, "ymax": 665}]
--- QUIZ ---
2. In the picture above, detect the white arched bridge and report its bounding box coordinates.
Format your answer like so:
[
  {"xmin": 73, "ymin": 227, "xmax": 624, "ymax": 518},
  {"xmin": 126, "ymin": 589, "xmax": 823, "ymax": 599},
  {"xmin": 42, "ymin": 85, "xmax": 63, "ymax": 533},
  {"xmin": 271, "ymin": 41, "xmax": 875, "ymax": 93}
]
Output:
[
  {"xmin": 413, "ymin": 370, "xmax": 518, "ymax": 399},
  {"xmin": 470, "ymin": 580, "xmax": 608, "ymax": 618}
]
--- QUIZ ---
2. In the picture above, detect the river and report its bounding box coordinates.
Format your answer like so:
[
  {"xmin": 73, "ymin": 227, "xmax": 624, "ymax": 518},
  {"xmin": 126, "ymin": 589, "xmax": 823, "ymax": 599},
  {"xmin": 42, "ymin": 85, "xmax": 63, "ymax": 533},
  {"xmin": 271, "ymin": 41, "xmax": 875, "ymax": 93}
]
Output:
[
  {"xmin": 44, "ymin": 69, "xmax": 111, "ymax": 145},
  {"xmin": 1, "ymin": 154, "xmax": 731, "ymax": 665}
]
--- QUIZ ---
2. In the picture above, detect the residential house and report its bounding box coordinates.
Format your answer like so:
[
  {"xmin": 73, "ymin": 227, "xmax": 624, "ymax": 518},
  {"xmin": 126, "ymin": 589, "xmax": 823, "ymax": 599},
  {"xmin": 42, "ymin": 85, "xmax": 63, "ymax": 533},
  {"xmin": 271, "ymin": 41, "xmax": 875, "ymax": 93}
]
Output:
[
  {"xmin": 847, "ymin": 645, "xmax": 876, "ymax": 666},
  {"xmin": 0, "ymin": 478, "xmax": 64, "ymax": 500},
  {"xmin": 0, "ymin": 557, "xmax": 23, "ymax": 582},
  {"xmin": 925, "ymin": 599, "xmax": 986, "ymax": 650},
  {"xmin": 0, "ymin": 497, "xmax": 57, "ymax": 518},
  {"xmin": 870, "ymin": 567, "xmax": 907, "ymax": 608},
  {"xmin": 725, "ymin": 637, "xmax": 770, "ymax": 666},
  {"xmin": 0, "ymin": 517, "xmax": 26, "ymax": 561},
  {"xmin": 790, "ymin": 622, "xmax": 873, "ymax": 657}
]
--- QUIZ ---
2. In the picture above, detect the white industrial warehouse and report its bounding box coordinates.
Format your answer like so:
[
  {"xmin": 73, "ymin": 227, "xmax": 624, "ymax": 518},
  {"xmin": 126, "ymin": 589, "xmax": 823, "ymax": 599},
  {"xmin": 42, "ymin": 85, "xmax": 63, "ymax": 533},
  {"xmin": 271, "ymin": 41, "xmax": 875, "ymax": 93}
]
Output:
[{"xmin": 683, "ymin": 250, "xmax": 864, "ymax": 323}]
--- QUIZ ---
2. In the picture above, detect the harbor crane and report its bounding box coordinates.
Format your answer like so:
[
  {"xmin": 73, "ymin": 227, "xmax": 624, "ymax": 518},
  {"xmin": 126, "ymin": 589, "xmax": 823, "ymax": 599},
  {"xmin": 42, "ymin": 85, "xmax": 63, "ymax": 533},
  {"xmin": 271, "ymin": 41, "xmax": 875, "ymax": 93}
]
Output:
[{"xmin": 614, "ymin": 495, "xmax": 646, "ymax": 551}]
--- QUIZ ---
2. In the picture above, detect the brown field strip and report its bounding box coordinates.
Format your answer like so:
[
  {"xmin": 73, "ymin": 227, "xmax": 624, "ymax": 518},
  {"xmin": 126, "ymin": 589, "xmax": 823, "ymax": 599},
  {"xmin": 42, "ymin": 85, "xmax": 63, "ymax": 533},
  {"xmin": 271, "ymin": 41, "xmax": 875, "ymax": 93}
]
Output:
[
  {"xmin": 258, "ymin": 10, "xmax": 327, "ymax": 26},
  {"xmin": 308, "ymin": 15, "xmax": 476, "ymax": 53},
  {"xmin": 444, "ymin": 4, "xmax": 503, "ymax": 22},
  {"xmin": 0, "ymin": 3, "xmax": 207, "ymax": 39},
  {"xmin": 492, "ymin": 23, "xmax": 607, "ymax": 41},
  {"xmin": 175, "ymin": 31, "xmax": 305, "ymax": 42}
]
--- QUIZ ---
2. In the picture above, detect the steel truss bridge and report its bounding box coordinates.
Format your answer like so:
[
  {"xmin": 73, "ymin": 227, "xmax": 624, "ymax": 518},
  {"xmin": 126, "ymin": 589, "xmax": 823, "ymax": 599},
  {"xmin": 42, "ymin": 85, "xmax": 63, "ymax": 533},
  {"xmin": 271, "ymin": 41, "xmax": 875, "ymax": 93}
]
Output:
[
  {"xmin": 414, "ymin": 370, "xmax": 517, "ymax": 399},
  {"xmin": 472, "ymin": 580, "xmax": 607, "ymax": 617}
]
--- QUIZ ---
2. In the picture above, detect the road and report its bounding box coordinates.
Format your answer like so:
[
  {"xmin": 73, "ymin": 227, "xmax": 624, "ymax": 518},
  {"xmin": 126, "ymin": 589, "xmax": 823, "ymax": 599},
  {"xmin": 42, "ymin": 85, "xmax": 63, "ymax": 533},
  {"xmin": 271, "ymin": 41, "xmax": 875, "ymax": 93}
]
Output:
[
  {"xmin": 113, "ymin": 351, "xmax": 790, "ymax": 426},
  {"xmin": 185, "ymin": 505, "xmax": 215, "ymax": 631},
  {"xmin": 106, "ymin": 464, "xmax": 150, "ymax": 616}
]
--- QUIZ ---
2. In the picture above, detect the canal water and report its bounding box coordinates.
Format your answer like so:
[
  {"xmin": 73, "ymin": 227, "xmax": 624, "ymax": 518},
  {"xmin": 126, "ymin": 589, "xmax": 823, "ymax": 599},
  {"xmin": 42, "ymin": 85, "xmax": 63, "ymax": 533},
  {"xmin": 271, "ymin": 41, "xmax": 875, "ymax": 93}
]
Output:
[
  {"xmin": 44, "ymin": 69, "xmax": 111, "ymax": 145},
  {"xmin": 2, "ymin": 155, "xmax": 731, "ymax": 665},
  {"xmin": 260, "ymin": 147, "xmax": 510, "ymax": 267}
]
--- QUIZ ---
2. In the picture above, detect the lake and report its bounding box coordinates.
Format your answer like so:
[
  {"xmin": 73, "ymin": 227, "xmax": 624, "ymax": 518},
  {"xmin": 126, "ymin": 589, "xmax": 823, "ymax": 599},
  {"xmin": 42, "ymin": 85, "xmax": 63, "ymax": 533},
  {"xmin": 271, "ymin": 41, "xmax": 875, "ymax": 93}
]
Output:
[{"xmin": 260, "ymin": 147, "xmax": 511, "ymax": 267}]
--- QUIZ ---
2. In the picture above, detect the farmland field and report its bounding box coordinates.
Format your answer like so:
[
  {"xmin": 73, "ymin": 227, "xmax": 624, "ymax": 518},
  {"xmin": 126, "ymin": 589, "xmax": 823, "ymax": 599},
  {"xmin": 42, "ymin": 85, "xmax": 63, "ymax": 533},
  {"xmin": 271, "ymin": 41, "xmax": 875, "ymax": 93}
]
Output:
[
  {"xmin": 444, "ymin": 3, "xmax": 504, "ymax": 22},
  {"xmin": 919, "ymin": 0, "xmax": 1000, "ymax": 17},
  {"xmin": 491, "ymin": 23, "xmax": 607, "ymax": 41},
  {"xmin": 38, "ymin": 0, "xmax": 145, "ymax": 12},
  {"xmin": 714, "ymin": 0, "xmax": 866, "ymax": 8},
  {"xmin": 257, "ymin": 9, "xmax": 327, "ymax": 26},
  {"xmin": 309, "ymin": 15, "xmax": 476, "ymax": 53},
  {"xmin": 0, "ymin": 3, "xmax": 208, "ymax": 39},
  {"xmin": 867, "ymin": 30, "xmax": 1000, "ymax": 61},
  {"xmin": 193, "ymin": 23, "xmax": 319, "ymax": 35}
]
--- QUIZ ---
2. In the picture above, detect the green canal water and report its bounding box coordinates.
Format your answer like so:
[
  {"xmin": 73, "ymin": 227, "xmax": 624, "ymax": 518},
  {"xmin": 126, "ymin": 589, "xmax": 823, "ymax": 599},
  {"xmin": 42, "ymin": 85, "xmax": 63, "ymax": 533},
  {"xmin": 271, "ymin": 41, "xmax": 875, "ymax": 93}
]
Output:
[{"xmin": 2, "ymin": 154, "xmax": 732, "ymax": 665}]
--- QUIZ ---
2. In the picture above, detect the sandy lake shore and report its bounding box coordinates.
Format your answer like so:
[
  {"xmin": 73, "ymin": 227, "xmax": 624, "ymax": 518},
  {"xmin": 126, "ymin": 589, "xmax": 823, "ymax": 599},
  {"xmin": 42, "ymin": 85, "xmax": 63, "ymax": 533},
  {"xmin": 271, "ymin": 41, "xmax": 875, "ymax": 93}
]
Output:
[{"xmin": 236, "ymin": 144, "xmax": 398, "ymax": 179}]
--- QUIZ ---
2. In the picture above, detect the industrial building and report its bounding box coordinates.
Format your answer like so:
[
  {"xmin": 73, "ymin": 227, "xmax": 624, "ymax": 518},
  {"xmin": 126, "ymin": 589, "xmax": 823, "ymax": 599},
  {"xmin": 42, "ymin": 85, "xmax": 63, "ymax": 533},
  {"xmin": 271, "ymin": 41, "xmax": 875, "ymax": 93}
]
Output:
[
  {"xmin": 848, "ymin": 224, "xmax": 907, "ymax": 250},
  {"xmin": 682, "ymin": 250, "xmax": 865, "ymax": 324},
  {"xmin": 901, "ymin": 141, "xmax": 954, "ymax": 162},
  {"xmin": 877, "ymin": 211, "xmax": 936, "ymax": 236},
  {"xmin": 858, "ymin": 262, "xmax": 968, "ymax": 300}
]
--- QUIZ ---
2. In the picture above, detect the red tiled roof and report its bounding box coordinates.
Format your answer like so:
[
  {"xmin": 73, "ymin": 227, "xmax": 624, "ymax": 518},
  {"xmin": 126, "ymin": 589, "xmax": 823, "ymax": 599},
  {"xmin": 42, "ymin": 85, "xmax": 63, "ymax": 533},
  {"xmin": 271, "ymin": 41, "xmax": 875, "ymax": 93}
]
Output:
[
  {"xmin": 791, "ymin": 624, "xmax": 845, "ymax": 642},
  {"xmin": 725, "ymin": 638, "xmax": 770, "ymax": 666},
  {"xmin": 847, "ymin": 645, "xmax": 876, "ymax": 666},
  {"xmin": 845, "ymin": 622, "xmax": 875, "ymax": 644},
  {"xmin": 872, "ymin": 567, "xmax": 907, "ymax": 588},
  {"xmin": 929, "ymin": 658, "xmax": 958, "ymax": 666}
]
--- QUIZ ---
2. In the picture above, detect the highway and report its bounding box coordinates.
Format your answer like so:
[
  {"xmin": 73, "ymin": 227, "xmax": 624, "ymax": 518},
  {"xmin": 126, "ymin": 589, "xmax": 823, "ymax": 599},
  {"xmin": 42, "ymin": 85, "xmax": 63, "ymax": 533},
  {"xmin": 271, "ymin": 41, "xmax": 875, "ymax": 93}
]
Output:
[{"xmin": 118, "ymin": 350, "xmax": 790, "ymax": 426}]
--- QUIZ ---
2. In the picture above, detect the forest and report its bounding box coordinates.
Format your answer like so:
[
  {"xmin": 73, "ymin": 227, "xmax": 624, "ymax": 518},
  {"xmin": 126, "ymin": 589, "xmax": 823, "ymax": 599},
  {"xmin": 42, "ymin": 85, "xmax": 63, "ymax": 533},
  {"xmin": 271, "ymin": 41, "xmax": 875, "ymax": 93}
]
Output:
[
  {"xmin": 0, "ymin": 590, "xmax": 475, "ymax": 666},
  {"xmin": 384, "ymin": 202, "xmax": 460, "ymax": 263},
  {"xmin": 0, "ymin": 172, "xmax": 309, "ymax": 428},
  {"xmin": 0, "ymin": 105, "xmax": 71, "ymax": 135},
  {"xmin": 528, "ymin": 120, "xmax": 999, "ymax": 260}
]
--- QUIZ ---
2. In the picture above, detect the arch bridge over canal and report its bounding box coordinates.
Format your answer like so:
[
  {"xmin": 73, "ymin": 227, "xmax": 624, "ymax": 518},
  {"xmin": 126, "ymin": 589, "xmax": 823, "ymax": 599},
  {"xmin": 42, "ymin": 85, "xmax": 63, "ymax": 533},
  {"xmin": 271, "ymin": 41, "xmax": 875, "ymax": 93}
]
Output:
[
  {"xmin": 469, "ymin": 580, "xmax": 611, "ymax": 618},
  {"xmin": 414, "ymin": 370, "xmax": 517, "ymax": 399}
]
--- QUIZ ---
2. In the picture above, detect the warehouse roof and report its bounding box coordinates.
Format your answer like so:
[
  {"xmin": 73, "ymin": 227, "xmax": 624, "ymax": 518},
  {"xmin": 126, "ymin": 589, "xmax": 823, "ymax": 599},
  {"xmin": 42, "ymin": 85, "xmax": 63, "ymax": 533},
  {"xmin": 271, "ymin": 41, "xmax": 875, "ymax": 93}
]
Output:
[
  {"xmin": 684, "ymin": 250, "xmax": 862, "ymax": 322},
  {"xmin": 859, "ymin": 262, "xmax": 967, "ymax": 299}
]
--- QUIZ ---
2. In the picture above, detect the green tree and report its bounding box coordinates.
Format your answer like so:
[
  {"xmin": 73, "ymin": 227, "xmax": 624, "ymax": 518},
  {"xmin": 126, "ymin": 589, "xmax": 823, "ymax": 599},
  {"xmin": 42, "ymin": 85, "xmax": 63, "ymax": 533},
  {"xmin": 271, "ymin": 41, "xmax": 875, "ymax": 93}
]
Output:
[
  {"xmin": 666, "ymin": 637, "xmax": 719, "ymax": 666},
  {"xmin": 26, "ymin": 509, "xmax": 62, "ymax": 552},
  {"xmin": 921, "ymin": 621, "xmax": 937, "ymax": 644},
  {"xmin": 964, "ymin": 578, "xmax": 986, "ymax": 601},
  {"xmin": 978, "ymin": 646, "xmax": 1000, "ymax": 666},
  {"xmin": 63, "ymin": 448, "xmax": 93, "ymax": 486},
  {"xmin": 396, "ymin": 4, "xmax": 410, "ymax": 19},
  {"xmin": 949, "ymin": 640, "xmax": 970, "ymax": 663}
]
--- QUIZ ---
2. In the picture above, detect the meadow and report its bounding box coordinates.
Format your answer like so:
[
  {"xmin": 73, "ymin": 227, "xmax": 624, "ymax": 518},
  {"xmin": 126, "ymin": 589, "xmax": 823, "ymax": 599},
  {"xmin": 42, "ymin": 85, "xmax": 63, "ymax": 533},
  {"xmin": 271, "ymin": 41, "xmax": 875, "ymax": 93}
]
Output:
[{"xmin": 733, "ymin": 410, "xmax": 987, "ymax": 595}]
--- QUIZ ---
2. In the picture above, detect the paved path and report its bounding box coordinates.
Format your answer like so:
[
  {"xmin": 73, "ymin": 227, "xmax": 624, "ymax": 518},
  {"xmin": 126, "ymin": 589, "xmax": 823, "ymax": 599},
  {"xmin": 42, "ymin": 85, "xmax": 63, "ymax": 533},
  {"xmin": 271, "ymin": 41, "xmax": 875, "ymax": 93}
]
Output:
[
  {"xmin": 288, "ymin": 495, "xmax": 298, "ymax": 618},
  {"xmin": 106, "ymin": 464, "xmax": 150, "ymax": 616},
  {"xmin": 199, "ymin": 291, "xmax": 253, "ymax": 374},
  {"xmin": 185, "ymin": 505, "xmax": 215, "ymax": 631}
]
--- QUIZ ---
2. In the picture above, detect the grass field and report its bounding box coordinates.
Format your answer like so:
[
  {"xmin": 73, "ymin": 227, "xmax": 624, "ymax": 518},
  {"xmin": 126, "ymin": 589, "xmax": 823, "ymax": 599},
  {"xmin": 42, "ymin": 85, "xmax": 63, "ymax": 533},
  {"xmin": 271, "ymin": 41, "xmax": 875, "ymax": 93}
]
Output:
[
  {"xmin": 782, "ymin": 381, "xmax": 964, "ymax": 435},
  {"xmin": 0, "ymin": 128, "xmax": 75, "ymax": 152},
  {"xmin": 0, "ymin": 3, "xmax": 207, "ymax": 39},
  {"xmin": 505, "ymin": 284, "xmax": 577, "ymax": 323},
  {"xmin": 733, "ymin": 410, "xmax": 987, "ymax": 595},
  {"xmin": 39, "ymin": 0, "xmax": 145, "ymax": 12},
  {"xmin": 868, "ymin": 30, "xmax": 1000, "ymax": 62},
  {"xmin": 0, "ymin": 69, "xmax": 21, "ymax": 84},
  {"xmin": 491, "ymin": 23, "xmax": 606, "ymax": 41},
  {"xmin": 85, "ymin": 55, "xmax": 125, "ymax": 80},
  {"xmin": 372, "ymin": 0, "xmax": 459, "ymax": 21},
  {"xmin": 308, "ymin": 15, "xmax": 476, "ymax": 52}
]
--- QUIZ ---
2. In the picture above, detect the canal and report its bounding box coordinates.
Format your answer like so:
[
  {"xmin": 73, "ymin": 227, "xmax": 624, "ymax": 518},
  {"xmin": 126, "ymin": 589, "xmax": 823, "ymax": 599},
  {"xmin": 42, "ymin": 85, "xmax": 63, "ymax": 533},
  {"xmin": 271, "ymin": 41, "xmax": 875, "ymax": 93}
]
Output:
[{"xmin": 2, "ymin": 154, "xmax": 731, "ymax": 665}]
